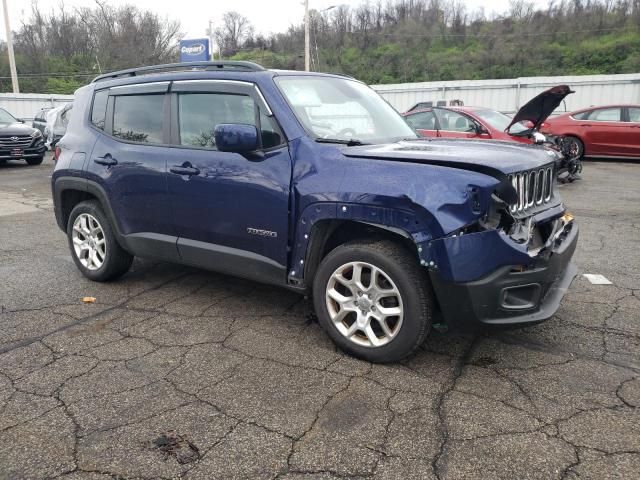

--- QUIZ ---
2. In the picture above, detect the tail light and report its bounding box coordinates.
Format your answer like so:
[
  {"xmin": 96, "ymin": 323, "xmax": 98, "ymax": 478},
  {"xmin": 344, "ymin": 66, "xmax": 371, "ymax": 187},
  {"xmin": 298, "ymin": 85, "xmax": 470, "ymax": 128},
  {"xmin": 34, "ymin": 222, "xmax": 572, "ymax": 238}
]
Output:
[{"xmin": 54, "ymin": 145, "xmax": 61, "ymax": 162}]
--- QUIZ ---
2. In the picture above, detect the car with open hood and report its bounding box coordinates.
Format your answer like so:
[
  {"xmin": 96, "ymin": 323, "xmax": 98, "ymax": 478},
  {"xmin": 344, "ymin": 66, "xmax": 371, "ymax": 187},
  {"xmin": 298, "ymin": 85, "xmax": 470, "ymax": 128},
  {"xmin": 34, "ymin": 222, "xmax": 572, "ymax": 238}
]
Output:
[
  {"xmin": 52, "ymin": 61, "xmax": 578, "ymax": 362},
  {"xmin": 402, "ymin": 85, "xmax": 581, "ymax": 180},
  {"xmin": 0, "ymin": 107, "xmax": 47, "ymax": 166}
]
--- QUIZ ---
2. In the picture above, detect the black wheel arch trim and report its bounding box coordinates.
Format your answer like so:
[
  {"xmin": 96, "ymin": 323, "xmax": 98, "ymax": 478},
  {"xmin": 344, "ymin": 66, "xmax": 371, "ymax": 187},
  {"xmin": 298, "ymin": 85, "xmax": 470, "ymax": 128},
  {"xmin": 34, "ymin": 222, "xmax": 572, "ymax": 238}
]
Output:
[
  {"xmin": 54, "ymin": 176, "xmax": 124, "ymax": 241},
  {"xmin": 300, "ymin": 218, "xmax": 417, "ymax": 290}
]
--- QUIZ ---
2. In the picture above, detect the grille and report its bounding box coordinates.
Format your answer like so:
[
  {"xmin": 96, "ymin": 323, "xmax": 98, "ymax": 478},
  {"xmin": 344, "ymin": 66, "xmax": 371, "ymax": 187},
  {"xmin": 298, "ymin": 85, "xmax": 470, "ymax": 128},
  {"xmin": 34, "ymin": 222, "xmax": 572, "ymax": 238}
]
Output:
[
  {"xmin": 0, "ymin": 135, "xmax": 34, "ymax": 148},
  {"xmin": 508, "ymin": 166, "xmax": 554, "ymax": 214}
]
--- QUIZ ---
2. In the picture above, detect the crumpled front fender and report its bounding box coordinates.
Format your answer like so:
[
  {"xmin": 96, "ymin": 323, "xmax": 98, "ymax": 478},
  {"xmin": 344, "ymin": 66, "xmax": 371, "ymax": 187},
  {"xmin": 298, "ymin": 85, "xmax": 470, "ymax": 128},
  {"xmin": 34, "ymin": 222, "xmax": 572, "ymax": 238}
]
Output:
[{"xmin": 422, "ymin": 229, "xmax": 532, "ymax": 283}]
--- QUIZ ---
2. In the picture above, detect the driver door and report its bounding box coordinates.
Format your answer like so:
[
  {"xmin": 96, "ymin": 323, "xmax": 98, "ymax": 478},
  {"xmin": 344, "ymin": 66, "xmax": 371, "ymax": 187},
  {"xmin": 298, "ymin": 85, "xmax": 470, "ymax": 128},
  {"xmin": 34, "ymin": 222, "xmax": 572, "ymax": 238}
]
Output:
[
  {"xmin": 165, "ymin": 81, "xmax": 292, "ymax": 285},
  {"xmin": 433, "ymin": 109, "xmax": 480, "ymax": 139}
]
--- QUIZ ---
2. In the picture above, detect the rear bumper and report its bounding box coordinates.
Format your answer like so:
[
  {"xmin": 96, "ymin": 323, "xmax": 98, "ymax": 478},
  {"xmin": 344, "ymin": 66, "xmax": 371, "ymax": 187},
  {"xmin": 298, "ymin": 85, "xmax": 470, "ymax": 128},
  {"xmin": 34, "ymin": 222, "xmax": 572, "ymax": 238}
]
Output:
[{"xmin": 429, "ymin": 219, "xmax": 578, "ymax": 329}]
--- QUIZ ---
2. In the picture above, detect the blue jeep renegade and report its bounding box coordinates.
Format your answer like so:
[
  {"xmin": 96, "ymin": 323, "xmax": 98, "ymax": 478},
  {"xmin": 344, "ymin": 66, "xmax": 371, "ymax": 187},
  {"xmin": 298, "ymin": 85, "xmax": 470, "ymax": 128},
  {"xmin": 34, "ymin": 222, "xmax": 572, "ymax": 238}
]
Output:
[{"xmin": 52, "ymin": 61, "xmax": 578, "ymax": 362}]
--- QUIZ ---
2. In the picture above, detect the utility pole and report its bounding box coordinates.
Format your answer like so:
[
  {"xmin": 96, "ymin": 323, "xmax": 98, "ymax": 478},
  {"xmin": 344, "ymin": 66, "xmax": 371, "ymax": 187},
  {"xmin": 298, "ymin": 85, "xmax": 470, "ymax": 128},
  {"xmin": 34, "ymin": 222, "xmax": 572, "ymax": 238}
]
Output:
[
  {"xmin": 207, "ymin": 19, "xmax": 215, "ymax": 61},
  {"xmin": 304, "ymin": 0, "xmax": 310, "ymax": 71},
  {"xmin": 2, "ymin": 0, "xmax": 19, "ymax": 93}
]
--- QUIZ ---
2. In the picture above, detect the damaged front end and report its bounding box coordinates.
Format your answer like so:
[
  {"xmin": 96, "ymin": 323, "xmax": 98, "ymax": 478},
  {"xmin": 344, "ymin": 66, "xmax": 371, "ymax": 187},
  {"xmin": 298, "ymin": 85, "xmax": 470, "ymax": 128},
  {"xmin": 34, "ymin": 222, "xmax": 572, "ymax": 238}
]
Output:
[{"xmin": 419, "ymin": 163, "xmax": 578, "ymax": 330}]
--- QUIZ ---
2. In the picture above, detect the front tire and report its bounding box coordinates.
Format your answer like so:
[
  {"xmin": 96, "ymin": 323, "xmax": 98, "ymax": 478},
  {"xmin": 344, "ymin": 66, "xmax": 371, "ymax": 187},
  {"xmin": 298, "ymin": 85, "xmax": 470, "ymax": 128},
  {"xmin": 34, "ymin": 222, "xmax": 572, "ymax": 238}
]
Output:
[
  {"xmin": 67, "ymin": 200, "xmax": 133, "ymax": 282},
  {"xmin": 26, "ymin": 156, "xmax": 44, "ymax": 166},
  {"xmin": 563, "ymin": 136, "xmax": 584, "ymax": 159},
  {"xmin": 313, "ymin": 239, "xmax": 433, "ymax": 363}
]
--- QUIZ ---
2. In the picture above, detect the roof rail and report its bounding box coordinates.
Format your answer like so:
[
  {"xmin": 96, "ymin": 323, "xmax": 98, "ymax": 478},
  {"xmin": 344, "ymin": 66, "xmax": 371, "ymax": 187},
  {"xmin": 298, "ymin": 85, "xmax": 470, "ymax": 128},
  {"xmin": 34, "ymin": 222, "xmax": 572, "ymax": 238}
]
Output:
[{"xmin": 92, "ymin": 61, "xmax": 266, "ymax": 83}]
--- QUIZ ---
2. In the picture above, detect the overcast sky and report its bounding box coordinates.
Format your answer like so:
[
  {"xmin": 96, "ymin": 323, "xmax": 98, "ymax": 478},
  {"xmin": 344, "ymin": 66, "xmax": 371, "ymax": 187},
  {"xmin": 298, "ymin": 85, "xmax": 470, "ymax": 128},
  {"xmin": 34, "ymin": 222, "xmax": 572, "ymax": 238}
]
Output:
[{"xmin": 1, "ymin": 0, "xmax": 551, "ymax": 42}]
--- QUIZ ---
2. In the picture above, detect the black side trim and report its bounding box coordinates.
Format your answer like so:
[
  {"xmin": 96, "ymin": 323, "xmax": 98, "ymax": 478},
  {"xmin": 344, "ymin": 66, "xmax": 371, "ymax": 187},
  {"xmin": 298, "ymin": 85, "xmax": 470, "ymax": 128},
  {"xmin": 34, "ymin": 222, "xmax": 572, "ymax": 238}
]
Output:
[
  {"xmin": 177, "ymin": 238, "xmax": 286, "ymax": 286},
  {"xmin": 123, "ymin": 232, "xmax": 180, "ymax": 262}
]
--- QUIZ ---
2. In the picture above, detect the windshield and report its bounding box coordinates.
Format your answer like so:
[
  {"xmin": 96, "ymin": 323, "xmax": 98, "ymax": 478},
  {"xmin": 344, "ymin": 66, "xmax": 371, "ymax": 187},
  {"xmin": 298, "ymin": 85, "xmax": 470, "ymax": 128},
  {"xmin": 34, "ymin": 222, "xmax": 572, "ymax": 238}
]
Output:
[
  {"xmin": 473, "ymin": 108, "xmax": 528, "ymax": 134},
  {"xmin": 275, "ymin": 76, "xmax": 416, "ymax": 144},
  {"xmin": 0, "ymin": 109, "xmax": 17, "ymax": 124}
]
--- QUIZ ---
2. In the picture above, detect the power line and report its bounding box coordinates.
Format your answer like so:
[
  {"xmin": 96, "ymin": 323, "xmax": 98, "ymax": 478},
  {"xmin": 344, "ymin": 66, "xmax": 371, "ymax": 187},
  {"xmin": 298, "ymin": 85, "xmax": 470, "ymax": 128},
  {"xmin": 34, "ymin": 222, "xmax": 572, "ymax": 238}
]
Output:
[
  {"xmin": 344, "ymin": 26, "xmax": 639, "ymax": 38},
  {"xmin": 0, "ymin": 72, "xmax": 95, "ymax": 79}
]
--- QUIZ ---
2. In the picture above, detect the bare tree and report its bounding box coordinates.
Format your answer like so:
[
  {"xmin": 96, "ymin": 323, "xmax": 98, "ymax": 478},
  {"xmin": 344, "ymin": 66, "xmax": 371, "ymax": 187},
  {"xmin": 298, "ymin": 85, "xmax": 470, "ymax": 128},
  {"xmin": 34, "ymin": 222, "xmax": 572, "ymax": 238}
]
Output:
[{"xmin": 214, "ymin": 12, "xmax": 254, "ymax": 56}]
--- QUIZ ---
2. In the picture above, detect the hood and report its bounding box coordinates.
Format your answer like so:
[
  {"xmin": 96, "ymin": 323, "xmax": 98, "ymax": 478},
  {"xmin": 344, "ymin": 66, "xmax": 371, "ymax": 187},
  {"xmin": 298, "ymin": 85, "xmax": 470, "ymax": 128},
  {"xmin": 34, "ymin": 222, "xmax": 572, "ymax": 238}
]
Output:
[
  {"xmin": 342, "ymin": 138, "xmax": 557, "ymax": 178},
  {"xmin": 506, "ymin": 85, "xmax": 574, "ymax": 133},
  {"xmin": 0, "ymin": 122, "xmax": 37, "ymax": 136}
]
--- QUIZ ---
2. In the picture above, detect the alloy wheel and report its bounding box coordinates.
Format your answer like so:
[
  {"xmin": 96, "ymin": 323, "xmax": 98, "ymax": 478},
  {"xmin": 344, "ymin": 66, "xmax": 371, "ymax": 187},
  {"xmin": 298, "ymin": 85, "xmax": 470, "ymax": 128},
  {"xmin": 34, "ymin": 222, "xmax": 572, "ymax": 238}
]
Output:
[
  {"xmin": 71, "ymin": 213, "xmax": 107, "ymax": 271},
  {"xmin": 325, "ymin": 261, "xmax": 404, "ymax": 347}
]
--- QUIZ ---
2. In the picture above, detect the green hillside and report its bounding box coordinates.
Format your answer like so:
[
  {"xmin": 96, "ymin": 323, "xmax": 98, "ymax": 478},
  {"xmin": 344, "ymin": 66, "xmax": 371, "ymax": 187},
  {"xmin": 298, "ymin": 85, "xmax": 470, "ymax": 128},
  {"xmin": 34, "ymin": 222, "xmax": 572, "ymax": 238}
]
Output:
[{"xmin": 1, "ymin": 0, "xmax": 639, "ymax": 93}]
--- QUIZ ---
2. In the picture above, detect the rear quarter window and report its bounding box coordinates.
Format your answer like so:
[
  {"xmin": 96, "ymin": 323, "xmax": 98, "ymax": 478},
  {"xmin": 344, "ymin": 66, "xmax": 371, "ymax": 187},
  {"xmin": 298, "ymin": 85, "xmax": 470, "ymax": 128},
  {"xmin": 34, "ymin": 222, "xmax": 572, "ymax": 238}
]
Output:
[
  {"xmin": 571, "ymin": 111, "xmax": 590, "ymax": 120},
  {"xmin": 91, "ymin": 90, "xmax": 109, "ymax": 130}
]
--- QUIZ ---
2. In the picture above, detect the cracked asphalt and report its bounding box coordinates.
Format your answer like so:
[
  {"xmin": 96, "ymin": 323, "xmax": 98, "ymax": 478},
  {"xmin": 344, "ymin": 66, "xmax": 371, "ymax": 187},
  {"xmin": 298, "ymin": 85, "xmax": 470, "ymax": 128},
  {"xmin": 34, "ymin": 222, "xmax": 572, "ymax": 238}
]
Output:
[{"xmin": 0, "ymin": 155, "xmax": 638, "ymax": 480}]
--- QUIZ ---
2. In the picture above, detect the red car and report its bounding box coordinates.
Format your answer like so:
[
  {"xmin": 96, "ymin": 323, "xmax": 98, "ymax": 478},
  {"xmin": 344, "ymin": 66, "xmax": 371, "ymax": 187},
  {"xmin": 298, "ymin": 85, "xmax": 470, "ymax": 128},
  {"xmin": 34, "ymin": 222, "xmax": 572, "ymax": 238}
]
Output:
[
  {"xmin": 541, "ymin": 105, "xmax": 640, "ymax": 160},
  {"xmin": 402, "ymin": 85, "xmax": 583, "ymax": 180},
  {"xmin": 402, "ymin": 85, "xmax": 574, "ymax": 147},
  {"xmin": 403, "ymin": 105, "xmax": 534, "ymax": 142}
]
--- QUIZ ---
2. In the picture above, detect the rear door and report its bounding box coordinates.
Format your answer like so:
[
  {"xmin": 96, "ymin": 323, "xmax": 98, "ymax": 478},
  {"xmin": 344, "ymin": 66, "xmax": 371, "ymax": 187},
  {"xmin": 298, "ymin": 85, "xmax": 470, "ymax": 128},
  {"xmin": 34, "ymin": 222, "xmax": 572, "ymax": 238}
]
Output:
[
  {"xmin": 165, "ymin": 80, "xmax": 292, "ymax": 284},
  {"xmin": 621, "ymin": 107, "xmax": 640, "ymax": 157},
  {"xmin": 580, "ymin": 107, "xmax": 626, "ymax": 156},
  {"xmin": 87, "ymin": 83, "xmax": 180, "ymax": 260},
  {"xmin": 433, "ymin": 108, "xmax": 479, "ymax": 139},
  {"xmin": 403, "ymin": 109, "xmax": 439, "ymax": 137}
]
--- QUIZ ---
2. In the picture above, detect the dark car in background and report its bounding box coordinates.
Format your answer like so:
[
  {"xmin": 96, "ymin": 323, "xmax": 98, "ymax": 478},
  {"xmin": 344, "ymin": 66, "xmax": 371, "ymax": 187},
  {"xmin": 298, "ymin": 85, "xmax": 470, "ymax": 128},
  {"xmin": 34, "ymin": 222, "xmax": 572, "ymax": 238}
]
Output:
[
  {"xmin": 32, "ymin": 107, "xmax": 52, "ymax": 135},
  {"xmin": 541, "ymin": 105, "xmax": 640, "ymax": 160},
  {"xmin": 0, "ymin": 107, "xmax": 47, "ymax": 166}
]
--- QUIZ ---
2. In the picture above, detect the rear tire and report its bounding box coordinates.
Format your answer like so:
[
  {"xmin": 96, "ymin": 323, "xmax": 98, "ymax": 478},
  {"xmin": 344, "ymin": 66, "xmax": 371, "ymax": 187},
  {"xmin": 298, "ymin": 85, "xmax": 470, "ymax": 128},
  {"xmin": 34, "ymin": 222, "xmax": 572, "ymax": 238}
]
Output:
[
  {"xmin": 313, "ymin": 239, "xmax": 433, "ymax": 363},
  {"xmin": 26, "ymin": 156, "xmax": 44, "ymax": 166},
  {"xmin": 67, "ymin": 200, "xmax": 133, "ymax": 282}
]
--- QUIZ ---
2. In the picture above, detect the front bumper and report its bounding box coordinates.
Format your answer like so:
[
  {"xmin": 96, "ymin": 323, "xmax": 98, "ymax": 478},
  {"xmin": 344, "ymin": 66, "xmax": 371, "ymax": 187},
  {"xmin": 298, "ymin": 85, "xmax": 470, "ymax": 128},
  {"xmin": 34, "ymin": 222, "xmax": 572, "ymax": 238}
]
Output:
[
  {"xmin": 429, "ymin": 217, "xmax": 578, "ymax": 329},
  {"xmin": 0, "ymin": 144, "xmax": 46, "ymax": 160}
]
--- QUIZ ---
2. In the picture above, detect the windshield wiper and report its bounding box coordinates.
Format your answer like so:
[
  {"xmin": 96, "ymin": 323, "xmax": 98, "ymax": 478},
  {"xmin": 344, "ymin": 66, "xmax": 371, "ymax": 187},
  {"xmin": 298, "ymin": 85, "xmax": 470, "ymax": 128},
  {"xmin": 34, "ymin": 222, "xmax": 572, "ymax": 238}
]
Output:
[{"xmin": 315, "ymin": 138, "xmax": 367, "ymax": 146}]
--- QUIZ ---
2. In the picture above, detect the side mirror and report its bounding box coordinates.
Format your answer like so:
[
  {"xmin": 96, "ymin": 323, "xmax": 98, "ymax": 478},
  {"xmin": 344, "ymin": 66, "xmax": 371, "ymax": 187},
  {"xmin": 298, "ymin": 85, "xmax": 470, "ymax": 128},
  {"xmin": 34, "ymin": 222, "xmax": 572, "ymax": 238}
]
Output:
[
  {"xmin": 476, "ymin": 124, "xmax": 489, "ymax": 135},
  {"xmin": 17, "ymin": 118, "xmax": 24, "ymax": 124},
  {"xmin": 214, "ymin": 124, "xmax": 259, "ymax": 153}
]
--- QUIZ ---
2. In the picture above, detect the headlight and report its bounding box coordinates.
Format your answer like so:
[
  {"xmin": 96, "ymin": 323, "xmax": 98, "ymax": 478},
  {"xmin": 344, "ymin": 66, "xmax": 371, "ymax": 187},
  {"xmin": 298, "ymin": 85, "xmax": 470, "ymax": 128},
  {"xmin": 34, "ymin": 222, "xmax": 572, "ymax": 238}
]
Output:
[
  {"xmin": 31, "ymin": 129, "xmax": 43, "ymax": 138},
  {"xmin": 532, "ymin": 132, "xmax": 546, "ymax": 144}
]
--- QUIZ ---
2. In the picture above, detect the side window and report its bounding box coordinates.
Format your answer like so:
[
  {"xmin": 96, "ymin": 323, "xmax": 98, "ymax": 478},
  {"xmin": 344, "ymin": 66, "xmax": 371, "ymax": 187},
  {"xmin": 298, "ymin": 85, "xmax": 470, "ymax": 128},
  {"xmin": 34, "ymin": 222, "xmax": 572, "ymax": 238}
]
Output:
[
  {"xmin": 60, "ymin": 107, "xmax": 73, "ymax": 127},
  {"xmin": 405, "ymin": 111, "xmax": 436, "ymax": 130},
  {"xmin": 571, "ymin": 111, "xmax": 590, "ymax": 120},
  {"xmin": 112, "ymin": 94, "xmax": 164, "ymax": 143},
  {"xmin": 435, "ymin": 109, "xmax": 475, "ymax": 132},
  {"xmin": 177, "ymin": 92, "xmax": 282, "ymax": 149},
  {"xmin": 588, "ymin": 108, "xmax": 621, "ymax": 122},
  {"xmin": 91, "ymin": 90, "xmax": 109, "ymax": 130},
  {"xmin": 627, "ymin": 107, "xmax": 640, "ymax": 123}
]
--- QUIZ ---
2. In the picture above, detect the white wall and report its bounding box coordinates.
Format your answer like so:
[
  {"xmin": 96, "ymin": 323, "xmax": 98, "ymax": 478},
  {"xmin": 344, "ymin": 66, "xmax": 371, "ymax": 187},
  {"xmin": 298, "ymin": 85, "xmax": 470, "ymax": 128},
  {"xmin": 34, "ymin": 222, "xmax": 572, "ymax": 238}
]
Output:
[
  {"xmin": 0, "ymin": 93, "xmax": 74, "ymax": 121},
  {"xmin": 372, "ymin": 73, "xmax": 640, "ymax": 114}
]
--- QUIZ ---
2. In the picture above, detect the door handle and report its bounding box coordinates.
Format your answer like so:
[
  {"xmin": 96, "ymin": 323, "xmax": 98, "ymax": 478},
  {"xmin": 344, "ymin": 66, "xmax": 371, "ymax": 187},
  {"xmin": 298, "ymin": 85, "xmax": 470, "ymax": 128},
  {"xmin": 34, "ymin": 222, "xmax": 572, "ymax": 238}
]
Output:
[
  {"xmin": 94, "ymin": 154, "xmax": 117, "ymax": 166},
  {"xmin": 579, "ymin": 124, "xmax": 592, "ymax": 127},
  {"xmin": 170, "ymin": 165, "xmax": 200, "ymax": 176}
]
